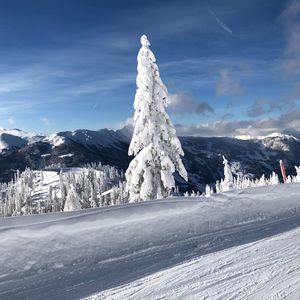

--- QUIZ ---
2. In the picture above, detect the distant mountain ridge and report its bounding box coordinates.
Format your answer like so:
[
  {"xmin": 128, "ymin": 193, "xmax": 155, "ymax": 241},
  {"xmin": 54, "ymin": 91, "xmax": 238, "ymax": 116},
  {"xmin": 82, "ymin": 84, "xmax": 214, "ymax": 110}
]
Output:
[{"xmin": 0, "ymin": 127, "xmax": 299, "ymax": 191}]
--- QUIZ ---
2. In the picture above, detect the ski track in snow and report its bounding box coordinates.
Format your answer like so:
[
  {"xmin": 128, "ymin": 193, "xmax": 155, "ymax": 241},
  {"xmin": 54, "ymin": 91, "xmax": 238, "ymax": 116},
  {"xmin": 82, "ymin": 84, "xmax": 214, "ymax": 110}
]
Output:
[
  {"xmin": 87, "ymin": 226, "xmax": 300, "ymax": 300},
  {"xmin": 0, "ymin": 184, "xmax": 299, "ymax": 300}
]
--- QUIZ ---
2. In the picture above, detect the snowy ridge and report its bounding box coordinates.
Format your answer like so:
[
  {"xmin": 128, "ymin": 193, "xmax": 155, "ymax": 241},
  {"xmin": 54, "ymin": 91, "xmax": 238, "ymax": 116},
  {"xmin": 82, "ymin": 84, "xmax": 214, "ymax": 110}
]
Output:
[
  {"xmin": 0, "ymin": 128, "xmax": 38, "ymax": 152},
  {"xmin": 0, "ymin": 127, "xmax": 131, "ymax": 152},
  {"xmin": 1, "ymin": 126, "xmax": 298, "ymax": 152},
  {"xmin": 236, "ymin": 132, "xmax": 299, "ymax": 141},
  {"xmin": 44, "ymin": 134, "xmax": 66, "ymax": 148},
  {"xmin": 0, "ymin": 184, "xmax": 300, "ymax": 299},
  {"xmin": 49, "ymin": 127, "xmax": 131, "ymax": 149}
]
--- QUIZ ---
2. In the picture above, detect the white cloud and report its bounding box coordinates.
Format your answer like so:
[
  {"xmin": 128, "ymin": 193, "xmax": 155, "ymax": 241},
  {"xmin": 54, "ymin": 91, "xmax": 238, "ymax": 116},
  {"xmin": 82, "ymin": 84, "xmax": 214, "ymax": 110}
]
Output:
[
  {"xmin": 7, "ymin": 116, "xmax": 15, "ymax": 125},
  {"xmin": 41, "ymin": 117, "xmax": 50, "ymax": 126},
  {"xmin": 175, "ymin": 108, "xmax": 300, "ymax": 137},
  {"xmin": 113, "ymin": 117, "xmax": 134, "ymax": 130}
]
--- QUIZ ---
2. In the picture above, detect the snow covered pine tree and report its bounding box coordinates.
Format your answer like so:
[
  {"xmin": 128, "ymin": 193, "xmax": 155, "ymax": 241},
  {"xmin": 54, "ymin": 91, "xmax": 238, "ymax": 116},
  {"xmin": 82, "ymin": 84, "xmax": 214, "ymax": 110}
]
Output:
[
  {"xmin": 64, "ymin": 184, "xmax": 82, "ymax": 211},
  {"xmin": 126, "ymin": 35, "xmax": 188, "ymax": 202},
  {"xmin": 222, "ymin": 155, "xmax": 234, "ymax": 192}
]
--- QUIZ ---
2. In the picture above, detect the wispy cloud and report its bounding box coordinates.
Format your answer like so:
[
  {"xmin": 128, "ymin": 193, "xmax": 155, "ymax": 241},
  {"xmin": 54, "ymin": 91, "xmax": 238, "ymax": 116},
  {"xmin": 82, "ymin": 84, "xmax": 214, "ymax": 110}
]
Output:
[
  {"xmin": 247, "ymin": 98, "xmax": 281, "ymax": 117},
  {"xmin": 0, "ymin": 100, "xmax": 33, "ymax": 115},
  {"xmin": 0, "ymin": 67, "xmax": 45, "ymax": 93},
  {"xmin": 216, "ymin": 68, "xmax": 244, "ymax": 96},
  {"xmin": 280, "ymin": 0, "xmax": 300, "ymax": 76},
  {"xmin": 7, "ymin": 116, "xmax": 15, "ymax": 125},
  {"xmin": 208, "ymin": 9, "xmax": 233, "ymax": 35},
  {"xmin": 60, "ymin": 74, "xmax": 135, "ymax": 97},
  {"xmin": 0, "ymin": 46, "xmax": 135, "ymax": 116},
  {"xmin": 41, "ymin": 117, "xmax": 50, "ymax": 126}
]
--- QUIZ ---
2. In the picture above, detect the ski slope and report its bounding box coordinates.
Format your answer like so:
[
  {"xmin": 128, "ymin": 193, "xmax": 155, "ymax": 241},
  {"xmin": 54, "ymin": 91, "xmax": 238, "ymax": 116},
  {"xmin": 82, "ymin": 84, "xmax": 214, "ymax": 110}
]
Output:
[
  {"xmin": 87, "ymin": 225, "xmax": 300, "ymax": 300},
  {"xmin": 0, "ymin": 184, "xmax": 300, "ymax": 299}
]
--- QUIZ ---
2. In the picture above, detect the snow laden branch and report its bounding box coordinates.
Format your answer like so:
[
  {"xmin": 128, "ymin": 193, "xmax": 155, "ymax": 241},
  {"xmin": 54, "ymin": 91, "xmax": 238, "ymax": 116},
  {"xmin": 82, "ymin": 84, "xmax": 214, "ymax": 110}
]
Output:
[{"xmin": 126, "ymin": 35, "xmax": 188, "ymax": 202}]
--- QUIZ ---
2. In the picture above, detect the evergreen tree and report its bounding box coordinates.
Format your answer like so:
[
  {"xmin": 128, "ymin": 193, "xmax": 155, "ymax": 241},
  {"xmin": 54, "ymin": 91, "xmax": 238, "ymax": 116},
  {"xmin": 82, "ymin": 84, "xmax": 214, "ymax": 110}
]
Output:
[
  {"xmin": 270, "ymin": 172, "xmax": 279, "ymax": 185},
  {"xmin": 222, "ymin": 156, "xmax": 233, "ymax": 192},
  {"xmin": 205, "ymin": 184, "xmax": 211, "ymax": 197},
  {"xmin": 64, "ymin": 185, "xmax": 82, "ymax": 212},
  {"xmin": 126, "ymin": 35, "xmax": 187, "ymax": 202}
]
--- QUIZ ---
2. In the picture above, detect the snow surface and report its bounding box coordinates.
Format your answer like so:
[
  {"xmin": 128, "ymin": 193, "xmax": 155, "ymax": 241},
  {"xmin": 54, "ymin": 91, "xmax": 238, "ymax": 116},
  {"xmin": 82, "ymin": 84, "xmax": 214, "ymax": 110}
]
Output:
[
  {"xmin": 44, "ymin": 133, "xmax": 66, "ymax": 148},
  {"xmin": 0, "ymin": 184, "xmax": 300, "ymax": 299},
  {"xmin": 87, "ymin": 225, "xmax": 300, "ymax": 300}
]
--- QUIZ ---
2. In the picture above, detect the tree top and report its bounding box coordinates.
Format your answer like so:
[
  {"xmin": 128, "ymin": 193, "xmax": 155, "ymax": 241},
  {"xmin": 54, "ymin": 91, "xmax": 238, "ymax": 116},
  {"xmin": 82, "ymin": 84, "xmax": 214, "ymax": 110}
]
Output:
[{"xmin": 141, "ymin": 35, "xmax": 150, "ymax": 47}]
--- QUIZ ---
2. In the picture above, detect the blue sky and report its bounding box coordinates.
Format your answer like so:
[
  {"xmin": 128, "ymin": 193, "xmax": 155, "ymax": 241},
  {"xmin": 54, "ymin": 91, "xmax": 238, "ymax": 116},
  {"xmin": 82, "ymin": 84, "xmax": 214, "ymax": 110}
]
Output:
[{"xmin": 0, "ymin": 0, "xmax": 299, "ymax": 136}]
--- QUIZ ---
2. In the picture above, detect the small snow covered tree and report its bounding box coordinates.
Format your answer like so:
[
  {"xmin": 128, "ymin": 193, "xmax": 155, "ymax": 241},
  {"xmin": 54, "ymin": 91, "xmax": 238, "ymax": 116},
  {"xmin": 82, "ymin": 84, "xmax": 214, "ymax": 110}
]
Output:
[
  {"xmin": 64, "ymin": 184, "xmax": 82, "ymax": 212},
  {"xmin": 126, "ymin": 35, "xmax": 188, "ymax": 202},
  {"xmin": 258, "ymin": 174, "xmax": 266, "ymax": 187},
  {"xmin": 205, "ymin": 184, "xmax": 211, "ymax": 197},
  {"xmin": 270, "ymin": 172, "xmax": 279, "ymax": 185},
  {"xmin": 215, "ymin": 180, "xmax": 220, "ymax": 193},
  {"xmin": 222, "ymin": 155, "xmax": 233, "ymax": 192},
  {"xmin": 295, "ymin": 166, "xmax": 300, "ymax": 183}
]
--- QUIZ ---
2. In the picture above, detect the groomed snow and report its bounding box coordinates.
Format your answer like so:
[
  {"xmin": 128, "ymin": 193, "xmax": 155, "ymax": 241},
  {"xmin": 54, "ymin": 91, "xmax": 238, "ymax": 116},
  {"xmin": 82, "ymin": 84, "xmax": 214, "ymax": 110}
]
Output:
[
  {"xmin": 0, "ymin": 184, "xmax": 300, "ymax": 299},
  {"xmin": 87, "ymin": 225, "xmax": 300, "ymax": 300}
]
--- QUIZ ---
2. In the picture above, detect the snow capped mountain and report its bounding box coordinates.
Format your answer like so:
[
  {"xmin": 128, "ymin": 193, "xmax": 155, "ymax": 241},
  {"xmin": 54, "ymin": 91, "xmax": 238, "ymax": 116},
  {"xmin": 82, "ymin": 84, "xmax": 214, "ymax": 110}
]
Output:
[
  {"xmin": 0, "ymin": 127, "xmax": 299, "ymax": 191},
  {"xmin": 235, "ymin": 132, "xmax": 300, "ymax": 152},
  {"xmin": 0, "ymin": 127, "xmax": 131, "ymax": 183},
  {"xmin": 0, "ymin": 127, "xmax": 45, "ymax": 152},
  {"xmin": 0, "ymin": 132, "xmax": 27, "ymax": 152},
  {"xmin": 45, "ymin": 127, "xmax": 131, "ymax": 150},
  {"xmin": 236, "ymin": 132, "xmax": 299, "ymax": 141},
  {"xmin": 0, "ymin": 127, "xmax": 131, "ymax": 153},
  {"xmin": 0, "ymin": 128, "xmax": 33, "ymax": 151}
]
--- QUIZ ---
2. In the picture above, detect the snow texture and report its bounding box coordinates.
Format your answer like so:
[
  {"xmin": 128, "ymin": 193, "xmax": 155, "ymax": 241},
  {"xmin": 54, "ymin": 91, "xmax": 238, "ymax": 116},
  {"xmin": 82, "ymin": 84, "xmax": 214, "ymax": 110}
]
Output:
[
  {"xmin": 0, "ymin": 184, "xmax": 299, "ymax": 299},
  {"xmin": 88, "ymin": 225, "xmax": 300, "ymax": 300}
]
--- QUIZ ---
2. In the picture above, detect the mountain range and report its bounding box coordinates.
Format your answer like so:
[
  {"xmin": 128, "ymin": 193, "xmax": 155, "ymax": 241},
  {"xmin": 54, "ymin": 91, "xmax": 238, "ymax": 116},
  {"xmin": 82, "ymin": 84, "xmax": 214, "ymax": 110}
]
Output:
[{"xmin": 0, "ymin": 126, "xmax": 299, "ymax": 191}]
